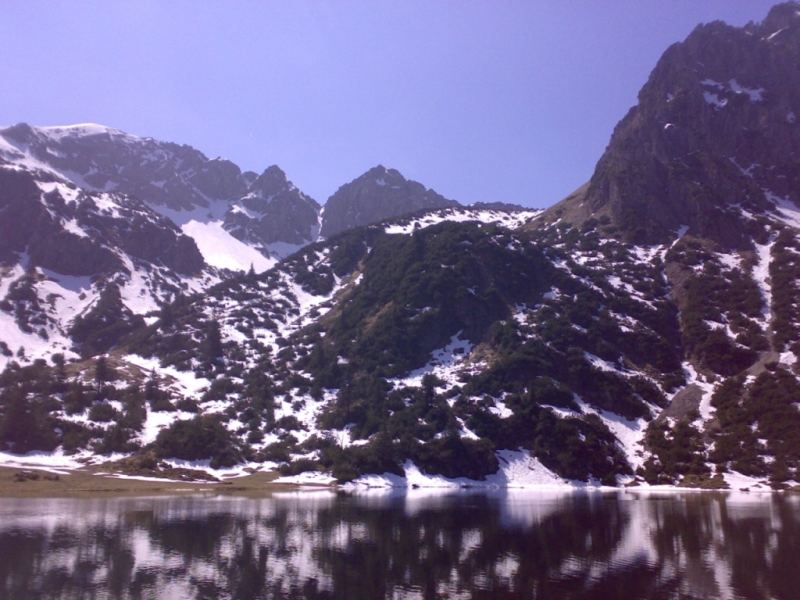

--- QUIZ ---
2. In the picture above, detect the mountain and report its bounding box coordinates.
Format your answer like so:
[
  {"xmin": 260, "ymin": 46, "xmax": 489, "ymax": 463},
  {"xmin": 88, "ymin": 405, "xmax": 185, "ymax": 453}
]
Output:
[
  {"xmin": 224, "ymin": 165, "xmax": 321, "ymax": 258},
  {"xmin": 3, "ymin": 4, "xmax": 799, "ymax": 491},
  {"xmin": 0, "ymin": 124, "xmax": 470, "ymax": 259},
  {"xmin": 0, "ymin": 124, "xmax": 320, "ymax": 369},
  {"xmin": 531, "ymin": 1, "xmax": 800, "ymax": 488},
  {"xmin": 0, "ymin": 124, "xmax": 531, "ymax": 373},
  {"xmin": 0, "ymin": 123, "xmax": 321, "ymax": 266},
  {"xmin": 319, "ymin": 165, "xmax": 458, "ymax": 238},
  {"xmin": 540, "ymin": 2, "xmax": 800, "ymax": 248},
  {"xmin": 0, "ymin": 156, "xmax": 220, "ymax": 368}
]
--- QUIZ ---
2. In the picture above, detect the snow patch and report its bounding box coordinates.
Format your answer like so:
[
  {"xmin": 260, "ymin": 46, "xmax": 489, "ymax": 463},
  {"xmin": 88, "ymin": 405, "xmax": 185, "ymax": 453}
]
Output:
[
  {"xmin": 181, "ymin": 219, "xmax": 275, "ymax": 272},
  {"xmin": 703, "ymin": 92, "xmax": 728, "ymax": 109},
  {"xmin": 727, "ymin": 79, "xmax": 764, "ymax": 102},
  {"xmin": 274, "ymin": 471, "xmax": 338, "ymax": 486},
  {"xmin": 389, "ymin": 332, "xmax": 474, "ymax": 391},
  {"xmin": 349, "ymin": 450, "xmax": 568, "ymax": 489},
  {"xmin": 384, "ymin": 207, "xmax": 541, "ymax": 235},
  {"xmin": 752, "ymin": 241, "xmax": 774, "ymax": 327}
]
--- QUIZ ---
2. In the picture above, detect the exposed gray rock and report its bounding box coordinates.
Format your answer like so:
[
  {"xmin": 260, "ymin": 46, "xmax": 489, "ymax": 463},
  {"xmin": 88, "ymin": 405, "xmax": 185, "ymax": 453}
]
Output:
[
  {"xmin": 320, "ymin": 165, "xmax": 458, "ymax": 238},
  {"xmin": 0, "ymin": 123, "xmax": 246, "ymax": 211},
  {"xmin": 224, "ymin": 165, "xmax": 320, "ymax": 258},
  {"xmin": 541, "ymin": 1, "xmax": 800, "ymax": 249},
  {"xmin": 0, "ymin": 124, "xmax": 320, "ymax": 260}
]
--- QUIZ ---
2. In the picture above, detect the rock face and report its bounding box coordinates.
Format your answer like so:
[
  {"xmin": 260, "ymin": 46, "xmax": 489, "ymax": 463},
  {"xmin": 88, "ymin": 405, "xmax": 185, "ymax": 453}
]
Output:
[
  {"xmin": 224, "ymin": 165, "xmax": 321, "ymax": 256},
  {"xmin": 0, "ymin": 123, "xmax": 246, "ymax": 211},
  {"xmin": 0, "ymin": 164, "xmax": 217, "ymax": 363},
  {"xmin": 544, "ymin": 2, "xmax": 800, "ymax": 248},
  {"xmin": 0, "ymin": 123, "xmax": 321, "ymax": 261},
  {"xmin": 320, "ymin": 165, "xmax": 458, "ymax": 238}
]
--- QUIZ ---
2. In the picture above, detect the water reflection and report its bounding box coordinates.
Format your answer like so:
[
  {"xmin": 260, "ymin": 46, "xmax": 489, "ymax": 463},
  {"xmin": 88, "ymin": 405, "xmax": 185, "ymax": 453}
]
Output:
[{"xmin": 0, "ymin": 490, "xmax": 797, "ymax": 599}]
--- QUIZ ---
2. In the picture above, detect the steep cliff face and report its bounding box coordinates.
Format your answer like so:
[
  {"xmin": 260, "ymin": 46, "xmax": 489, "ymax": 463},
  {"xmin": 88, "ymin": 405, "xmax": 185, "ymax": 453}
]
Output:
[
  {"xmin": 223, "ymin": 165, "xmax": 321, "ymax": 257},
  {"xmin": 544, "ymin": 2, "xmax": 800, "ymax": 248},
  {"xmin": 0, "ymin": 124, "xmax": 321, "ymax": 263},
  {"xmin": 0, "ymin": 122, "xmax": 246, "ymax": 211},
  {"xmin": 320, "ymin": 165, "xmax": 458, "ymax": 238}
]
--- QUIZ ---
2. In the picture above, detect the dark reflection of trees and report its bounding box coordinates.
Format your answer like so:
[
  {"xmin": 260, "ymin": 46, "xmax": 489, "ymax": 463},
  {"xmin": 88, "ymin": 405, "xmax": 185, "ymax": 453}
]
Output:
[
  {"xmin": 0, "ymin": 493, "xmax": 798, "ymax": 599},
  {"xmin": 716, "ymin": 496, "xmax": 800, "ymax": 600},
  {"xmin": 640, "ymin": 494, "xmax": 800, "ymax": 600},
  {"xmin": 0, "ymin": 529, "xmax": 48, "ymax": 598},
  {"xmin": 768, "ymin": 498, "xmax": 800, "ymax": 600},
  {"xmin": 307, "ymin": 493, "xmax": 631, "ymax": 599},
  {"xmin": 147, "ymin": 514, "xmax": 233, "ymax": 559}
]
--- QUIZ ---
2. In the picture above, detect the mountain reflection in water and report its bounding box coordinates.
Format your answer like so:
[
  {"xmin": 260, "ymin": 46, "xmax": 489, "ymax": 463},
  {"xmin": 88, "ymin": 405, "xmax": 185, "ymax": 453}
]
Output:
[{"xmin": 0, "ymin": 490, "xmax": 797, "ymax": 599}]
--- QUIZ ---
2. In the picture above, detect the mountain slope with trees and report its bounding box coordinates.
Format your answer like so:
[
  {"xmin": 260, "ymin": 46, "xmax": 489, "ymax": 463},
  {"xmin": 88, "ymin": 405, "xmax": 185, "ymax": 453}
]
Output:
[{"xmin": 2, "ymin": 3, "xmax": 800, "ymax": 490}]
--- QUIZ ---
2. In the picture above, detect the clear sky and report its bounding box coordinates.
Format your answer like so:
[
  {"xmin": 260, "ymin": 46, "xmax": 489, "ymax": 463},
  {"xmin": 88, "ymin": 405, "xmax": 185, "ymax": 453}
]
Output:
[{"xmin": 0, "ymin": 1, "xmax": 780, "ymax": 207}]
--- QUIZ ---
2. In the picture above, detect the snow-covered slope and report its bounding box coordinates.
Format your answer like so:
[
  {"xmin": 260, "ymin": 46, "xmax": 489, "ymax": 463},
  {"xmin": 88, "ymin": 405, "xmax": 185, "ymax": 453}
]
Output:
[
  {"xmin": 0, "ymin": 123, "xmax": 321, "ymax": 264},
  {"xmin": 0, "ymin": 124, "xmax": 542, "ymax": 370},
  {"xmin": 383, "ymin": 206, "xmax": 542, "ymax": 234},
  {"xmin": 0, "ymin": 165, "xmax": 220, "ymax": 368}
]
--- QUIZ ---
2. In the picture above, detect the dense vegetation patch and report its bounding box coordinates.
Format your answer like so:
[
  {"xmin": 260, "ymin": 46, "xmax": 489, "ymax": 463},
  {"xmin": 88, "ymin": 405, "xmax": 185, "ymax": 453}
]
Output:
[{"xmin": 153, "ymin": 415, "xmax": 242, "ymax": 468}]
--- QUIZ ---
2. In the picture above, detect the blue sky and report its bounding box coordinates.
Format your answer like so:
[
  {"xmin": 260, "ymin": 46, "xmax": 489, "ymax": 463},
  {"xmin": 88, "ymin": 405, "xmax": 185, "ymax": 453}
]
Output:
[{"xmin": 0, "ymin": 1, "xmax": 779, "ymax": 207}]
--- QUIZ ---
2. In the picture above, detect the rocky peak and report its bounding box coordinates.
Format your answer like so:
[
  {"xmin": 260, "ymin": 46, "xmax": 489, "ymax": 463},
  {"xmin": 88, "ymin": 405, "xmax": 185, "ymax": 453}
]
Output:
[
  {"xmin": 248, "ymin": 164, "xmax": 293, "ymax": 196},
  {"xmin": 0, "ymin": 122, "xmax": 248, "ymax": 210},
  {"xmin": 363, "ymin": 164, "xmax": 396, "ymax": 181},
  {"xmin": 543, "ymin": 2, "xmax": 800, "ymax": 248},
  {"xmin": 224, "ymin": 166, "xmax": 320, "ymax": 256},
  {"xmin": 758, "ymin": 1, "xmax": 800, "ymax": 34},
  {"xmin": 319, "ymin": 165, "xmax": 458, "ymax": 238}
]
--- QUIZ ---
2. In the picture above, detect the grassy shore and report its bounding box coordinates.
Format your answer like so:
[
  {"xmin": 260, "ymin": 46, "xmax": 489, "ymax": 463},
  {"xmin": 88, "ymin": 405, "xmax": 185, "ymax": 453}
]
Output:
[
  {"xmin": 0, "ymin": 465, "xmax": 323, "ymax": 497},
  {"xmin": 2, "ymin": 465, "xmax": 798, "ymax": 497}
]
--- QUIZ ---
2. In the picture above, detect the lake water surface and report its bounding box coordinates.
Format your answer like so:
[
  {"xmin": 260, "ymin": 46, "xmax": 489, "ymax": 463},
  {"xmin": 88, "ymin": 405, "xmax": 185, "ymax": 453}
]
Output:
[{"xmin": 0, "ymin": 489, "xmax": 797, "ymax": 599}]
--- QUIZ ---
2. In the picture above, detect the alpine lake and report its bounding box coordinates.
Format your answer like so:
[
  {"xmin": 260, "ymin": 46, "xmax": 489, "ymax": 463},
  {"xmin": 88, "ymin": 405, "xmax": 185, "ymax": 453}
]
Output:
[{"xmin": 0, "ymin": 488, "xmax": 797, "ymax": 599}]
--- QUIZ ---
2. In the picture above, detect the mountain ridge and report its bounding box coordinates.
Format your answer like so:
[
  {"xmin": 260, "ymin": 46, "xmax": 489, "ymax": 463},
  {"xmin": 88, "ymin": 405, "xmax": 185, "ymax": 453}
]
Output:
[
  {"xmin": 538, "ymin": 1, "xmax": 800, "ymax": 248},
  {"xmin": 2, "ymin": 3, "xmax": 800, "ymax": 491},
  {"xmin": 1, "ymin": 122, "xmax": 538, "ymax": 371}
]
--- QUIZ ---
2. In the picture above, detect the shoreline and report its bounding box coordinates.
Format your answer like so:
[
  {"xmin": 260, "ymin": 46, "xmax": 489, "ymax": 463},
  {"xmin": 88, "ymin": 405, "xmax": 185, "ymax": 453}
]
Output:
[
  {"xmin": 0, "ymin": 465, "xmax": 308, "ymax": 498},
  {"xmin": 0, "ymin": 465, "xmax": 796, "ymax": 498}
]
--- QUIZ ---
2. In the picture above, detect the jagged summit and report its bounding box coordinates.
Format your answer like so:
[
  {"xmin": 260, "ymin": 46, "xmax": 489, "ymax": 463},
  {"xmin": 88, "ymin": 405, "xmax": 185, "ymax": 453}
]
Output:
[
  {"xmin": 225, "ymin": 164, "xmax": 321, "ymax": 255},
  {"xmin": 0, "ymin": 122, "xmax": 324, "ymax": 263},
  {"xmin": 245, "ymin": 164, "xmax": 309, "ymax": 201},
  {"xmin": 319, "ymin": 165, "xmax": 458, "ymax": 238},
  {"xmin": 355, "ymin": 164, "xmax": 410, "ymax": 187},
  {"xmin": 757, "ymin": 1, "xmax": 800, "ymax": 33},
  {"xmin": 251, "ymin": 164, "xmax": 291, "ymax": 189},
  {"xmin": 540, "ymin": 2, "xmax": 800, "ymax": 248}
]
